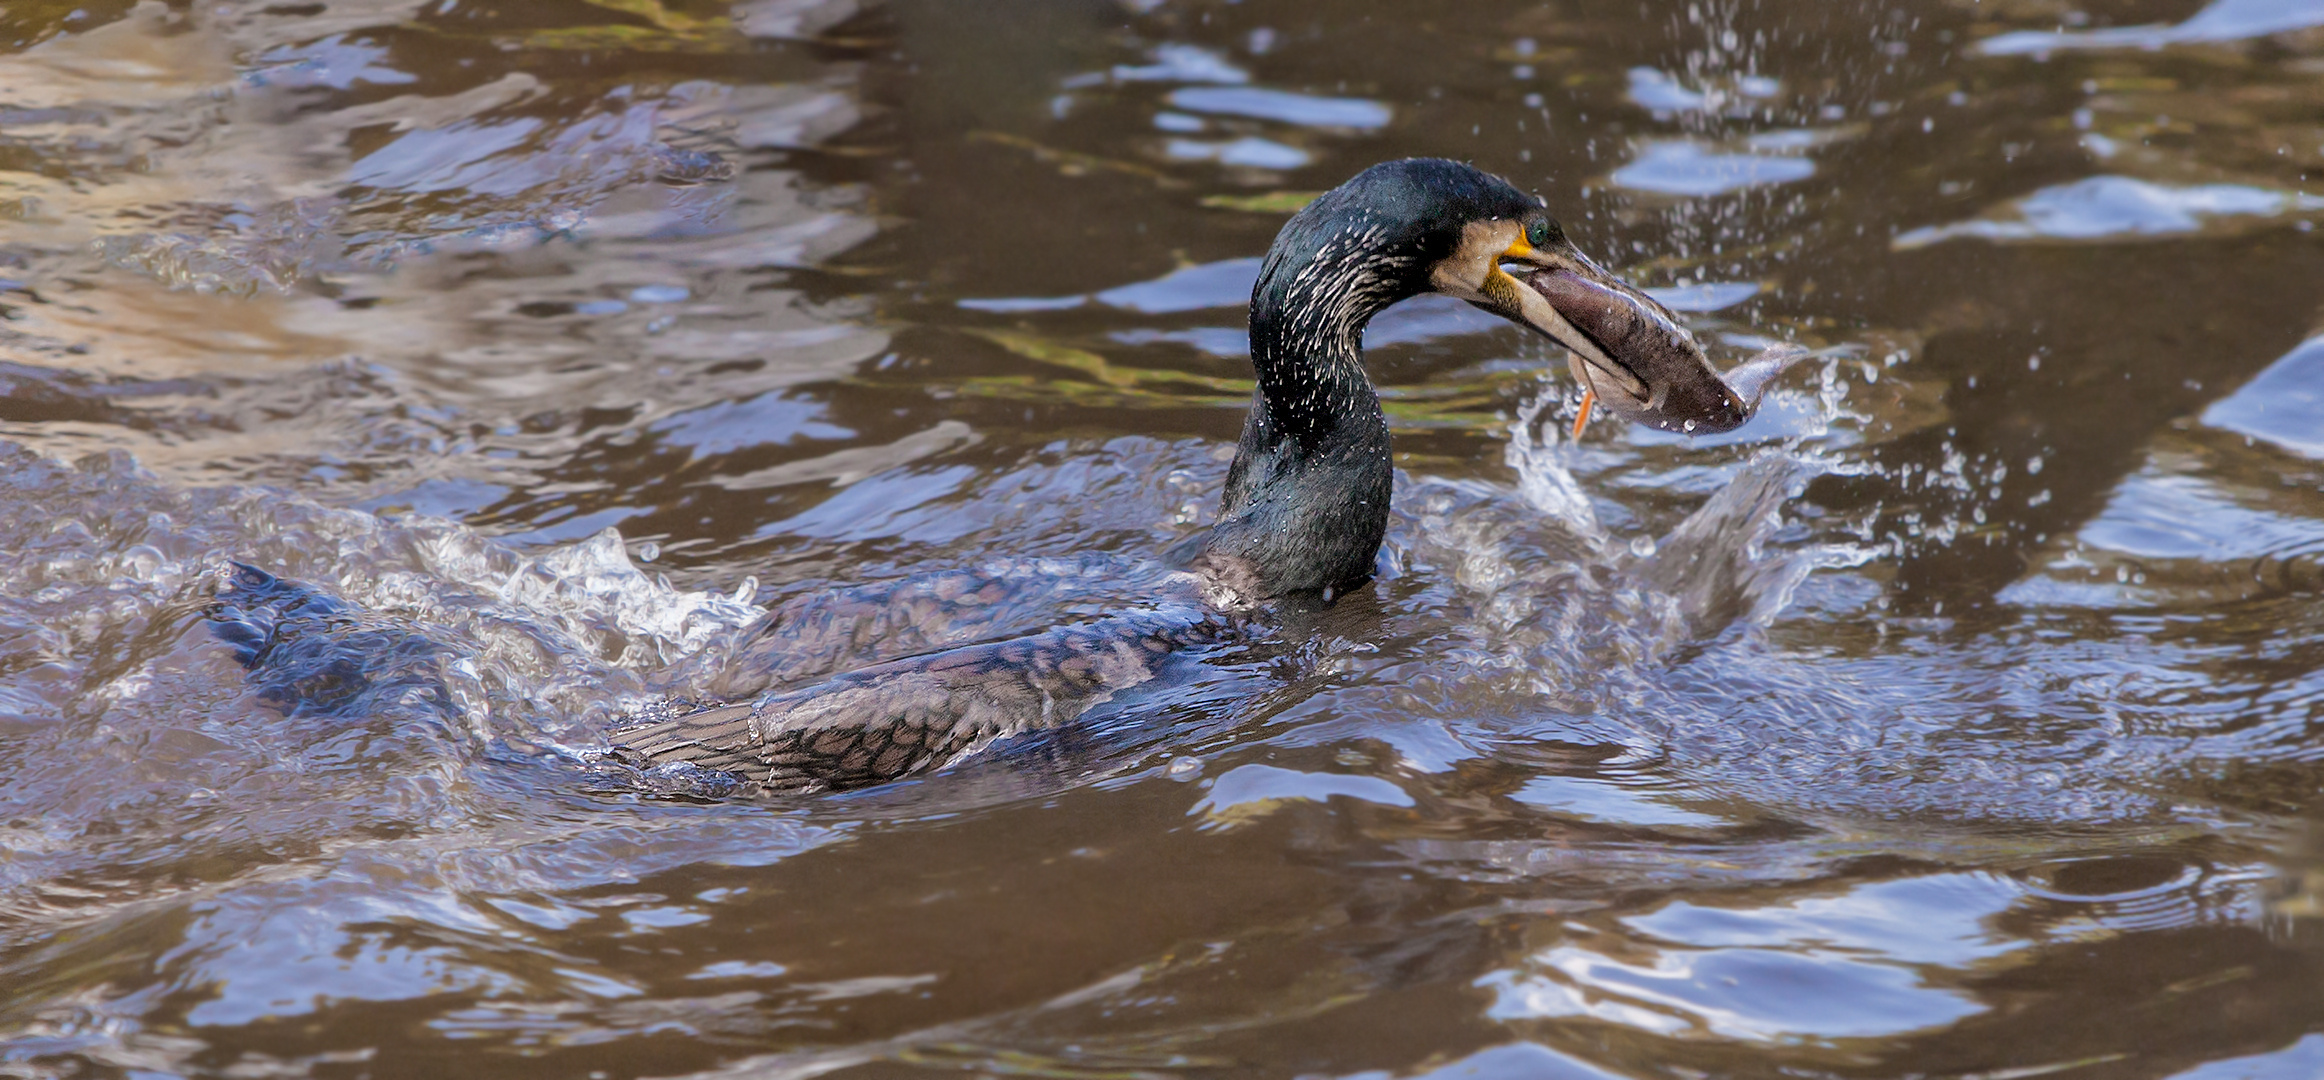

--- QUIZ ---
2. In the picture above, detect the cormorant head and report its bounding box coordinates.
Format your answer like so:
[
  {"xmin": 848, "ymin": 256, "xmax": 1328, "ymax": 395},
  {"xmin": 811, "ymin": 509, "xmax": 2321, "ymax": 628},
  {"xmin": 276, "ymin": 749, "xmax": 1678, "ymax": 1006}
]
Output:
[{"xmin": 1261, "ymin": 158, "xmax": 1756, "ymax": 435}]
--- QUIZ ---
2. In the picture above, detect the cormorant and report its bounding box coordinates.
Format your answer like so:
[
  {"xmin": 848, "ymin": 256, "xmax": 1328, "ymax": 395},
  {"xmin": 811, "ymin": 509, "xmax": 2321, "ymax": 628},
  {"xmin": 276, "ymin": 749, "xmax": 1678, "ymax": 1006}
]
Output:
[{"xmin": 597, "ymin": 158, "xmax": 1800, "ymax": 791}]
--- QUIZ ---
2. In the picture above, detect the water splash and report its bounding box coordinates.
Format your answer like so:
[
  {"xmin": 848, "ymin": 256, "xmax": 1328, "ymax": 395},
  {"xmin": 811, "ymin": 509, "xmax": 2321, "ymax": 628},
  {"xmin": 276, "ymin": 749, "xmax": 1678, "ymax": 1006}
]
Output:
[
  {"xmin": 90, "ymin": 198, "xmax": 353, "ymax": 297},
  {"xmin": 0, "ymin": 440, "xmax": 762, "ymax": 738},
  {"xmin": 1503, "ymin": 391, "xmax": 1605, "ymax": 541}
]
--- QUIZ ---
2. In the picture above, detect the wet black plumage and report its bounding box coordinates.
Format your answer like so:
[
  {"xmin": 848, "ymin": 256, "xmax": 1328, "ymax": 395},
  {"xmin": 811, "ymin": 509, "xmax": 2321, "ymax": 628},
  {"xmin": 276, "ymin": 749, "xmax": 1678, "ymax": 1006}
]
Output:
[
  {"xmin": 210, "ymin": 562, "xmax": 456, "ymax": 722},
  {"xmin": 1197, "ymin": 158, "xmax": 1547, "ymax": 598}
]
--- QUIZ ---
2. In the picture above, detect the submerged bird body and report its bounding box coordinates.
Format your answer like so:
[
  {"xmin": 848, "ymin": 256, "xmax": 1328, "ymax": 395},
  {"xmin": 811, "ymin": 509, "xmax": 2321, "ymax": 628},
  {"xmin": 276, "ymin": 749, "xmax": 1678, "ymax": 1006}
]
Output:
[
  {"xmin": 617, "ymin": 607, "xmax": 1239, "ymax": 789},
  {"xmin": 214, "ymin": 159, "xmax": 1799, "ymax": 794}
]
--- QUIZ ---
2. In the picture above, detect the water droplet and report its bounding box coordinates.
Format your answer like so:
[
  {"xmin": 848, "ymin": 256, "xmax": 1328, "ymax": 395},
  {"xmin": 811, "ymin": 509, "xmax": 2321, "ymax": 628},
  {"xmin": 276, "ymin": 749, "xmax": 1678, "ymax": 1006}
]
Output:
[
  {"xmin": 1629, "ymin": 535, "xmax": 1658, "ymax": 558},
  {"xmin": 1167, "ymin": 755, "xmax": 1204, "ymax": 779},
  {"xmin": 635, "ymin": 541, "xmax": 660, "ymax": 563}
]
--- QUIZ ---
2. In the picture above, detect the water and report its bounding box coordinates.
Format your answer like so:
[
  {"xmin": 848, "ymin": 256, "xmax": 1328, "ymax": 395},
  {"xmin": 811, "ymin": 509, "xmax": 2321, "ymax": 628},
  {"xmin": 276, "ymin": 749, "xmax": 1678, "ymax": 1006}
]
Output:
[{"xmin": 4, "ymin": 0, "xmax": 2324, "ymax": 1076}]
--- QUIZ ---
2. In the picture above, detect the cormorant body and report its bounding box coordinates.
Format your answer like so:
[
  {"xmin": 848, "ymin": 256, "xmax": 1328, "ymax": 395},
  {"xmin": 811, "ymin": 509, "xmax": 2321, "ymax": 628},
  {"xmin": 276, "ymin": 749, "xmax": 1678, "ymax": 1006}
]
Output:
[{"xmin": 214, "ymin": 159, "xmax": 1797, "ymax": 794}]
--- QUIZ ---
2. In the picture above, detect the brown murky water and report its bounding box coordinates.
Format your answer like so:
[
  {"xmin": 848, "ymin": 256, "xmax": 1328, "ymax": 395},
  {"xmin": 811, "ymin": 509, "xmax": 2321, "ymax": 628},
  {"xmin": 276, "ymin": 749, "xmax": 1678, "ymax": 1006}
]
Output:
[{"xmin": 6, "ymin": 0, "xmax": 2324, "ymax": 1076}]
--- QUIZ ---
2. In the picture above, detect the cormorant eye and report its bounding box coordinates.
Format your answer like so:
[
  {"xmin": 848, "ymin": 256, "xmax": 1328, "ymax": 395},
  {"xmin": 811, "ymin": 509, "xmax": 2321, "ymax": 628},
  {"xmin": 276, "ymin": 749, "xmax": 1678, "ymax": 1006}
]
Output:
[{"xmin": 1525, "ymin": 219, "xmax": 1556, "ymax": 248}]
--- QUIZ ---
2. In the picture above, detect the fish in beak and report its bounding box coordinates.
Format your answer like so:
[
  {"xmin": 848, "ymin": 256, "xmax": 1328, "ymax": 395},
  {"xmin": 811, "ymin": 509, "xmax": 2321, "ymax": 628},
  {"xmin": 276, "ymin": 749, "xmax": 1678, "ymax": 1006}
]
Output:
[{"xmin": 1436, "ymin": 218, "xmax": 1808, "ymax": 437}]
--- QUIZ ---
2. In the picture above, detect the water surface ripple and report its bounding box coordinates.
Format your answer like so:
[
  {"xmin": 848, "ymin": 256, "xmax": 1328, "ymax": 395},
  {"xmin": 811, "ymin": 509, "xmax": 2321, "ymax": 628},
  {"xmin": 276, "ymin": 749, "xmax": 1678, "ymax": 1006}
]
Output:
[{"xmin": 4, "ymin": 1, "xmax": 2324, "ymax": 1078}]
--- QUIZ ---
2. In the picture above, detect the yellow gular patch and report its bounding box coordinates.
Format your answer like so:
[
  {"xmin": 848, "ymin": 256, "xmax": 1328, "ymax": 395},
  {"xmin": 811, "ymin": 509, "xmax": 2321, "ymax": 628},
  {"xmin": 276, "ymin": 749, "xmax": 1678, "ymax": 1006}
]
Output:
[
  {"xmin": 1431, "ymin": 218, "xmax": 1528, "ymax": 299},
  {"xmin": 1479, "ymin": 265, "xmax": 1527, "ymax": 312}
]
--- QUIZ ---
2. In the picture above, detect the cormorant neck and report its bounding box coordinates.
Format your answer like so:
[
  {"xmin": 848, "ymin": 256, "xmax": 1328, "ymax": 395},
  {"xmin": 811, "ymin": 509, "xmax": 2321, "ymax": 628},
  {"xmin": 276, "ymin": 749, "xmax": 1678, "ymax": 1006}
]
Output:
[
  {"xmin": 1246, "ymin": 228, "xmax": 1414, "ymax": 443},
  {"xmin": 1199, "ymin": 233, "xmax": 1418, "ymax": 600}
]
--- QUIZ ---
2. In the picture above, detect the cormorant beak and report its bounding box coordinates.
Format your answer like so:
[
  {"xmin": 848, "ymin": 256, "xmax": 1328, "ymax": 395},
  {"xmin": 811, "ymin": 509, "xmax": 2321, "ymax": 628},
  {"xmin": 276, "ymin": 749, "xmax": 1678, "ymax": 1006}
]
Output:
[{"xmin": 1451, "ymin": 230, "xmax": 1766, "ymax": 436}]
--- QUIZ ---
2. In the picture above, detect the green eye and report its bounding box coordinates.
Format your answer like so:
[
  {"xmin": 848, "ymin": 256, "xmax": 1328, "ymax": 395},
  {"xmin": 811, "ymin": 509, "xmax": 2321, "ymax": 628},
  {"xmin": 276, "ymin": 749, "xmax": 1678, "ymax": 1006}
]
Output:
[{"xmin": 1525, "ymin": 219, "xmax": 1555, "ymax": 248}]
